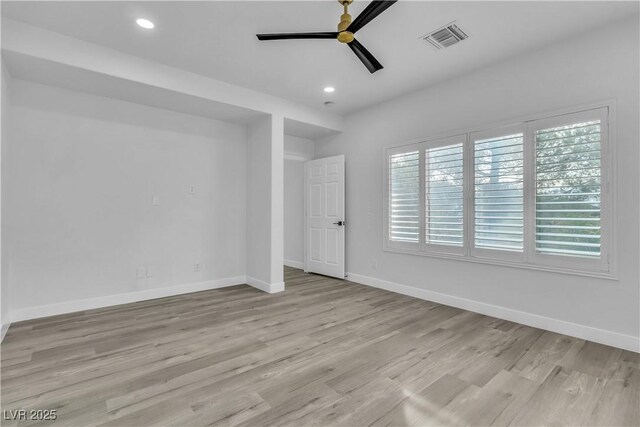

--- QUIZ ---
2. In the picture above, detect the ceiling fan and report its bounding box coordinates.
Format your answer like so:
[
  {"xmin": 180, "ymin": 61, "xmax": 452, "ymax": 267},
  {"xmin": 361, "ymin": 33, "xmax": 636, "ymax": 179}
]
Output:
[{"xmin": 256, "ymin": 0, "xmax": 397, "ymax": 74}]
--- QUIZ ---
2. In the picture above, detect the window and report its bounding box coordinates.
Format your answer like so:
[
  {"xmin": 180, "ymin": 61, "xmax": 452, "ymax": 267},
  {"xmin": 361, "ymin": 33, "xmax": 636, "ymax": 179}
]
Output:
[
  {"xmin": 472, "ymin": 127, "xmax": 524, "ymax": 258},
  {"xmin": 388, "ymin": 148, "xmax": 420, "ymax": 247},
  {"xmin": 528, "ymin": 108, "xmax": 610, "ymax": 272},
  {"xmin": 425, "ymin": 139, "xmax": 465, "ymax": 252},
  {"xmin": 384, "ymin": 106, "xmax": 612, "ymax": 276}
]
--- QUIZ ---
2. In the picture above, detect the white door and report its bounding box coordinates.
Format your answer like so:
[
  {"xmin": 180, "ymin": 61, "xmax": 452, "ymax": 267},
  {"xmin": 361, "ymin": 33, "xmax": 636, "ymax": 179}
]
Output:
[{"xmin": 304, "ymin": 155, "xmax": 345, "ymax": 278}]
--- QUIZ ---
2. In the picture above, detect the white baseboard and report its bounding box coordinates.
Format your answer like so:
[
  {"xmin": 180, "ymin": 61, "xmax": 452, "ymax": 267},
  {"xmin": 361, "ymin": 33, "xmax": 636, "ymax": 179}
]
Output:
[
  {"xmin": 1, "ymin": 322, "xmax": 10, "ymax": 343},
  {"xmin": 284, "ymin": 259, "xmax": 304, "ymax": 269},
  {"xmin": 10, "ymin": 276, "xmax": 247, "ymax": 322},
  {"xmin": 347, "ymin": 272, "xmax": 640, "ymax": 353},
  {"xmin": 246, "ymin": 276, "xmax": 285, "ymax": 294}
]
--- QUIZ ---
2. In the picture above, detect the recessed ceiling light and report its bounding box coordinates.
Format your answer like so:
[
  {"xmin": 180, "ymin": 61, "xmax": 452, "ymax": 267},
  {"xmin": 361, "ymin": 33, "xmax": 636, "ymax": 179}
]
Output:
[
  {"xmin": 136, "ymin": 18, "xmax": 155, "ymax": 29},
  {"xmin": 323, "ymin": 87, "xmax": 335, "ymax": 93}
]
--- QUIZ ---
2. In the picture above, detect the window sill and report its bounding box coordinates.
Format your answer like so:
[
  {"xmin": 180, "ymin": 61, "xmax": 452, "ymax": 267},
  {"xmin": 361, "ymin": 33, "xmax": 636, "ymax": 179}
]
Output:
[{"xmin": 382, "ymin": 246, "xmax": 617, "ymax": 280}]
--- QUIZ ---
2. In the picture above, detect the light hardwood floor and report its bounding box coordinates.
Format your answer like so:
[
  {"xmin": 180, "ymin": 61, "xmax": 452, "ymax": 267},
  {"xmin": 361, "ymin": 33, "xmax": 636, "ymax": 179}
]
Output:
[{"xmin": 1, "ymin": 267, "xmax": 638, "ymax": 426}]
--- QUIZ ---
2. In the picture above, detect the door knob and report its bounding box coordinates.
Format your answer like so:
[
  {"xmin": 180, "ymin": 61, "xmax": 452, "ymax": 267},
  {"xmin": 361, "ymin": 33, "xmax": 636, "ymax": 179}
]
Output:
[{"xmin": 333, "ymin": 221, "xmax": 345, "ymax": 226}]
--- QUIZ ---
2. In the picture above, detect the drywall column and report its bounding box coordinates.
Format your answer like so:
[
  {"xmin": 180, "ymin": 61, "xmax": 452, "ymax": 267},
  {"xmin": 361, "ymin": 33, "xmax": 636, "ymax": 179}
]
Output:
[
  {"xmin": 246, "ymin": 115, "xmax": 284, "ymax": 293},
  {"xmin": 270, "ymin": 115, "xmax": 284, "ymax": 288},
  {"xmin": 1, "ymin": 61, "xmax": 11, "ymax": 340}
]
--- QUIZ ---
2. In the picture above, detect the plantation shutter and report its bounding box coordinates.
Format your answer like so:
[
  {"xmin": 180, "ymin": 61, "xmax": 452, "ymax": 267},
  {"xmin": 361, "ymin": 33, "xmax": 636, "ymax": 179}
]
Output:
[
  {"xmin": 384, "ymin": 106, "xmax": 610, "ymax": 274},
  {"xmin": 473, "ymin": 132, "xmax": 524, "ymax": 252},
  {"xmin": 534, "ymin": 119, "xmax": 603, "ymax": 258},
  {"xmin": 388, "ymin": 150, "xmax": 420, "ymax": 243},
  {"xmin": 425, "ymin": 143, "xmax": 464, "ymax": 246}
]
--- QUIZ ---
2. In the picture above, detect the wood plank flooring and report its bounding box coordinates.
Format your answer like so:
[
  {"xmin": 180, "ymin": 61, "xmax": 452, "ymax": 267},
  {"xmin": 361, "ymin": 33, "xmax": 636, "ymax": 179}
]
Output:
[{"xmin": 1, "ymin": 267, "xmax": 638, "ymax": 426}]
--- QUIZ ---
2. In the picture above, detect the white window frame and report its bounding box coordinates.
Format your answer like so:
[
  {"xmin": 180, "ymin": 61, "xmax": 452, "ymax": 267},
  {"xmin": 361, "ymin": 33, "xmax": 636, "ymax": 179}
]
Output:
[{"xmin": 382, "ymin": 101, "xmax": 616, "ymax": 279}]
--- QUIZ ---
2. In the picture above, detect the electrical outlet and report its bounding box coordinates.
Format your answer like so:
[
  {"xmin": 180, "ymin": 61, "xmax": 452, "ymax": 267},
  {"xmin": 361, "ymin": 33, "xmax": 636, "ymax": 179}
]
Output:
[
  {"xmin": 188, "ymin": 185, "xmax": 196, "ymax": 195},
  {"xmin": 371, "ymin": 259, "xmax": 378, "ymax": 270},
  {"xmin": 146, "ymin": 265, "xmax": 154, "ymax": 278},
  {"xmin": 152, "ymin": 195, "xmax": 160, "ymax": 206},
  {"xmin": 137, "ymin": 266, "xmax": 146, "ymax": 279},
  {"xmin": 193, "ymin": 263, "xmax": 201, "ymax": 272}
]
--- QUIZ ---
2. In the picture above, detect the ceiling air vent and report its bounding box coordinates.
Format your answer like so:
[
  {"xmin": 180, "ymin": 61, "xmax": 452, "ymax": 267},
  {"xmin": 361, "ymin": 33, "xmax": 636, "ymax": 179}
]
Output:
[{"xmin": 423, "ymin": 23, "xmax": 468, "ymax": 49}]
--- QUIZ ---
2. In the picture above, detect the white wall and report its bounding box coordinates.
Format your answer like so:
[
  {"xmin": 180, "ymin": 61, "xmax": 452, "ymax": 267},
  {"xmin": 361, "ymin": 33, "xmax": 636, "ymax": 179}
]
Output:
[
  {"xmin": 246, "ymin": 118, "xmax": 271, "ymax": 285},
  {"xmin": 283, "ymin": 135, "xmax": 314, "ymax": 268},
  {"xmin": 1, "ymin": 59, "xmax": 11, "ymax": 338},
  {"xmin": 270, "ymin": 118, "xmax": 284, "ymax": 287},
  {"xmin": 284, "ymin": 135, "xmax": 314, "ymax": 161},
  {"xmin": 284, "ymin": 160, "xmax": 304, "ymax": 267},
  {"xmin": 315, "ymin": 17, "xmax": 640, "ymax": 350},
  {"xmin": 5, "ymin": 79, "xmax": 248, "ymax": 318},
  {"xmin": 246, "ymin": 115, "xmax": 284, "ymax": 292}
]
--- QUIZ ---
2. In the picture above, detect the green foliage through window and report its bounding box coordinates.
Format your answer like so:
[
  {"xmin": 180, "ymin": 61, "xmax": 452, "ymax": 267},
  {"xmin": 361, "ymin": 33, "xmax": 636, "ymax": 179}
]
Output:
[{"xmin": 535, "ymin": 121, "xmax": 601, "ymax": 257}]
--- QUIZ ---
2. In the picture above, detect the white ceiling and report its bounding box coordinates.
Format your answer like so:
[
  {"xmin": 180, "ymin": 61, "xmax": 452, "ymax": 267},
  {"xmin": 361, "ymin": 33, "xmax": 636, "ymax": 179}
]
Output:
[{"xmin": 2, "ymin": 1, "xmax": 637, "ymax": 115}]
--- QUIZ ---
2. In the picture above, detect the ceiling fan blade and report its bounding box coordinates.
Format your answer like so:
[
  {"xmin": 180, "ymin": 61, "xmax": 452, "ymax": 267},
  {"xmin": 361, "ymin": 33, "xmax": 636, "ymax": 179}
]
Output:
[
  {"xmin": 347, "ymin": 39, "xmax": 383, "ymax": 73},
  {"xmin": 256, "ymin": 32, "xmax": 338, "ymax": 41},
  {"xmin": 347, "ymin": 0, "xmax": 397, "ymax": 34}
]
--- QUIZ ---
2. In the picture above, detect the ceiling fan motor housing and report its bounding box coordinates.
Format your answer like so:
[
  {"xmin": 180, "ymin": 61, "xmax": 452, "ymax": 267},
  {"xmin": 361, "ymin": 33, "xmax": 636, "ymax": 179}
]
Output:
[{"xmin": 337, "ymin": 31, "xmax": 354, "ymax": 43}]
